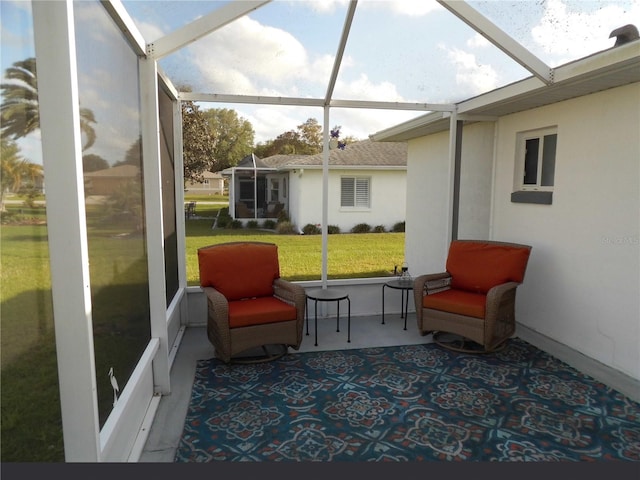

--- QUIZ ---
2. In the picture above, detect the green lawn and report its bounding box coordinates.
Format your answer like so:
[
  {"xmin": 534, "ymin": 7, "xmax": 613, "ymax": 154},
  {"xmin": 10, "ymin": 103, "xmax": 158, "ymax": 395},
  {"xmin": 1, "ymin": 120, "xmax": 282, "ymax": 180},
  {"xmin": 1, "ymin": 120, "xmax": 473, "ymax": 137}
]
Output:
[{"xmin": 184, "ymin": 217, "xmax": 405, "ymax": 283}]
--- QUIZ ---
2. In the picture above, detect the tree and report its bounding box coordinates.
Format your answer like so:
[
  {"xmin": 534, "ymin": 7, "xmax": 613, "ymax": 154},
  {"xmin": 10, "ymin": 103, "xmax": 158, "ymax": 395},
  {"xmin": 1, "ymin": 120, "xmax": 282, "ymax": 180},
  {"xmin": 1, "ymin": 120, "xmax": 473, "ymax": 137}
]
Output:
[
  {"xmin": 83, "ymin": 153, "xmax": 109, "ymax": 172},
  {"xmin": 202, "ymin": 108, "xmax": 254, "ymax": 171},
  {"xmin": 0, "ymin": 57, "xmax": 97, "ymax": 151},
  {"xmin": 181, "ymin": 101, "xmax": 216, "ymax": 184},
  {"xmin": 0, "ymin": 138, "xmax": 42, "ymax": 211},
  {"xmin": 296, "ymin": 118, "xmax": 322, "ymax": 153},
  {"xmin": 111, "ymin": 135, "xmax": 142, "ymax": 168},
  {"xmin": 254, "ymin": 117, "xmax": 324, "ymax": 157}
]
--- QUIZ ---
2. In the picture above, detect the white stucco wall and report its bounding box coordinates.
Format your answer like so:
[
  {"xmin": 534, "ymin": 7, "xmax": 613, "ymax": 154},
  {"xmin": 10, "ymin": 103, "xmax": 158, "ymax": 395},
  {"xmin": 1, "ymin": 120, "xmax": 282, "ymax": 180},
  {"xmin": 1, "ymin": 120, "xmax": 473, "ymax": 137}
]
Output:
[
  {"xmin": 458, "ymin": 122, "xmax": 494, "ymax": 241},
  {"xmin": 404, "ymin": 83, "xmax": 639, "ymax": 381},
  {"xmin": 405, "ymin": 133, "xmax": 451, "ymax": 274},
  {"xmin": 291, "ymin": 168, "xmax": 407, "ymax": 233},
  {"xmin": 491, "ymin": 83, "xmax": 640, "ymax": 380},
  {"xmin": 404, "ymin": 122, "xmax": 495, "ymax": 275}
]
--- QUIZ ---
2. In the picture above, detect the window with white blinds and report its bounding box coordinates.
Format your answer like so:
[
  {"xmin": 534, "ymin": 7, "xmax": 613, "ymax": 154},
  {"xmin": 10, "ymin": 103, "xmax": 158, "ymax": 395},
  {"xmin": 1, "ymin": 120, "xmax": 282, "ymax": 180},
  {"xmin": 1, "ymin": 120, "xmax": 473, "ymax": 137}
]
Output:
[{"xmin": 341, "ymin": 177, "xmax": 370, "ymax": 208}]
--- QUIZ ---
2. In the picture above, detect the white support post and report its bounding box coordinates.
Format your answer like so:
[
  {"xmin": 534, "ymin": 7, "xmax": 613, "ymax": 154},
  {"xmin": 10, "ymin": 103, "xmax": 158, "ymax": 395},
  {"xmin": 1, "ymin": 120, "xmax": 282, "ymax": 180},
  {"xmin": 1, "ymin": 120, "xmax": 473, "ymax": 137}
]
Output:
[
  {"xmin": 139, "ymin": 58, "xmax": 171, "ymax": 394},
  {"xmin": 32, "ymin": 0, "xmax": 101, "ymax": 461},
  {"xmin": 446, "ymin": 110, "xmax": 459, "ymax": 246},
  {"xmin": 321, "ymin": 107, "xmax": 330, "ymax": 289},
  {"xmin": 174, "ymin": 99, "xmax": 187, "ymax": 289}
]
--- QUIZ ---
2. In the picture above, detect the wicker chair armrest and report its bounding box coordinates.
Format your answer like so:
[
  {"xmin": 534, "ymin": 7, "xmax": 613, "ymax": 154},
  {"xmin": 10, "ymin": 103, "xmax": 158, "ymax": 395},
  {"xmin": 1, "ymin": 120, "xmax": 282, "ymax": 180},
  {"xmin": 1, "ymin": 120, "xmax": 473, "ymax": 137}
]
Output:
[
  {"xmin": 484, "ymin": 282, "xmax": 520, "ymax": 343},
  {"xmin": 273, "ymin": 278, "xmax": 304, "ymax": 302},
  {"xmin": 414, "ymin": 272, "xmax": 451, "ymax": 296},
  {"xmin": 485, "ymin": 282, "xmax": 520, "ymax": 313},
  {"xmin": 273, "ymin": 278, "xmax": 307, "ymax": 314},
  {"xmin": 413, "ymin": 273, "xmax": 451, "ymax": 329},
  {"xmin": 202, "ymin": 286, "xmax": 230, "ymax": 329}
]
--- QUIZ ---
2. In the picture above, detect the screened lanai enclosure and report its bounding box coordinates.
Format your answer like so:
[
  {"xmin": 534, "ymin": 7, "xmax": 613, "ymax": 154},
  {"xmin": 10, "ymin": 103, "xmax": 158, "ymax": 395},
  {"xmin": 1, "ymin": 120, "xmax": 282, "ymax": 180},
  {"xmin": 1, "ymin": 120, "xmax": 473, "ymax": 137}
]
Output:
[{"xmin": 1, "ymin": 0, "xmax": 638, "ymax": 462}]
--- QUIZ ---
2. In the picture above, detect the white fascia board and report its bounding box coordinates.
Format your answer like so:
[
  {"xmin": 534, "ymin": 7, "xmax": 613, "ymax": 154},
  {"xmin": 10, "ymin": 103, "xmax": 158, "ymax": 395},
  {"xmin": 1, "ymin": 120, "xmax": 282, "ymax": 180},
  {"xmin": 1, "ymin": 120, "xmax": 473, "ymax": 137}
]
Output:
[
  {"xmin": 280, "ymin": 165, "xmax": 406, "ymax": 171},
  {"xmin": 457, "ymin": 41, "xmax": 640, "ymax": 115},
  {"xmin": 100, "ymin": 0, "xmax": 146, "ymax": 56},
  {"xmin": 456, "ymin": 76, "xmax": 544, "ymax": 115},
  {"xmin": 369, "ymin": 111, "xmax": 448, "ymax": 141},
  {"xmin": 438, "ymin": 0, "xmax": 552, "ymax": 85},
  {"xmin": 148, "ymin": 0, "xmax": 271, "ymax": 59},
  {"xmin": 553, "ymin": 41, "xmax": 640, "ymax": 82}
]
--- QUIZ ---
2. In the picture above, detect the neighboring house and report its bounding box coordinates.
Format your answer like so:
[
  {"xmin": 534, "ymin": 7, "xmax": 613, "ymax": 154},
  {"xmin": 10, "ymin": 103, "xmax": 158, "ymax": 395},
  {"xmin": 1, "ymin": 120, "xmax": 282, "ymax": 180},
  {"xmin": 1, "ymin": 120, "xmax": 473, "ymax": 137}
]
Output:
[
  {"xmin": 84, "ymin": 164, "xmax": 140, "ymax": 195},
  {"xmin": 184, "ymin": 170, "xmax": 226, "ymax": 195},
  {"xmin": 371, "ymin": 40, "xmax": 640, "ymax": 382},
  {"xmin": 222, "ymin": 139, "xmax": 408, "ymax": 232}
]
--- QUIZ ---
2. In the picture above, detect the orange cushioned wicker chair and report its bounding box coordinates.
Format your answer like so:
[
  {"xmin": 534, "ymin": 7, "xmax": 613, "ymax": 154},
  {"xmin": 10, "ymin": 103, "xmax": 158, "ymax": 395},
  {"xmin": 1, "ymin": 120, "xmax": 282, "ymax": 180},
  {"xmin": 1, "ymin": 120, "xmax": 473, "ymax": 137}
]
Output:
[
  {"xmin": 198, "ymin": 241, "xmax": 306, "ymax": 363},
  {"xmin": 413, "ymin": 240, "xmax": 532, "ymax": 353}
]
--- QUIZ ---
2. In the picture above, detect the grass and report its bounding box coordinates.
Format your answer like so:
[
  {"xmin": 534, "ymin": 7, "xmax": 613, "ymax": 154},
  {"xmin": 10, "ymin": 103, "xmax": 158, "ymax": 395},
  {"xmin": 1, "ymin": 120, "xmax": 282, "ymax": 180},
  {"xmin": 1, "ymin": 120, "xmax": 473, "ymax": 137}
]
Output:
[
  {"xmin": 184, "ymin": 215, "xmax": 405, "ymax": 283},
  {"xmin": 0, "ymin": 201, "xmax": 404, "ymax": 461},
  {"xmin": 184, "ymin": 193, "xmax": 228, "ymax": 202}
]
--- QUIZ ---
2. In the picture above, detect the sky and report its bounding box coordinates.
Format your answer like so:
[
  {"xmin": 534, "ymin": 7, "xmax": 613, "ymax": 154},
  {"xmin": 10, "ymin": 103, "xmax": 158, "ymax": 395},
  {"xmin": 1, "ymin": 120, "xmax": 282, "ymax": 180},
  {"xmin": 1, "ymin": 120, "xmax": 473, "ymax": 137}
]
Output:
[{"xmin": 1, "ymin": 0, "xmax": 639, "ymax": 164}]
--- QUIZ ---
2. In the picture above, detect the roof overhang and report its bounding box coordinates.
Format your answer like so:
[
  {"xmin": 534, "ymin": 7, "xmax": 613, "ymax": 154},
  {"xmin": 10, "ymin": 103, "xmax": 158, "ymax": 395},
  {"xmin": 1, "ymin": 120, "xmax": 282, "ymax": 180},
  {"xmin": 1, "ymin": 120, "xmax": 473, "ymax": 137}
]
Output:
[
  {"xmin": 278, "ymin": 165, "xmax": 407, "ymax": 171},
  {"xmin": 371, "ymin": 40, "xmax": 640, "ymax": 142}
]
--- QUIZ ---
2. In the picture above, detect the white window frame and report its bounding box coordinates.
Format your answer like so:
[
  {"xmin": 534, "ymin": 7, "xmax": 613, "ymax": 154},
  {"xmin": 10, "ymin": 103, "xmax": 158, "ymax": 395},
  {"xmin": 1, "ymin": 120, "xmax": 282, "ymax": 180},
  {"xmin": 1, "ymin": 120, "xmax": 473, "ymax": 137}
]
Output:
[
  {"xmin": 514, "ymin": 126, "xmax": 557, "ymax": 192},
  {"xmin": 341, "ymin": 176, "xmax": 371, "ymax": 209}
]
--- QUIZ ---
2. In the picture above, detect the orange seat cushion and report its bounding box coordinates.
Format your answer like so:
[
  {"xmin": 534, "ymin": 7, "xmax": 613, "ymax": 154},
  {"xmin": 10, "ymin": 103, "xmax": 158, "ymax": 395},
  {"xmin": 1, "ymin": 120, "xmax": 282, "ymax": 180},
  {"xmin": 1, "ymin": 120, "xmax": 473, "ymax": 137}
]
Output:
[
  {"xmin": 446, "ymin": 241, "xmax": 530, "ymax": 294},
  {"xmin": 228, "ymin": 296, "xmax": 297, "ymax": 328},
  {"xmin": 423, "ymin": 289, "xmax": 486, "ymax": 319},
  {"xmin": 198, "ymin": 243, "xmax": 280, "ymax": 301}
]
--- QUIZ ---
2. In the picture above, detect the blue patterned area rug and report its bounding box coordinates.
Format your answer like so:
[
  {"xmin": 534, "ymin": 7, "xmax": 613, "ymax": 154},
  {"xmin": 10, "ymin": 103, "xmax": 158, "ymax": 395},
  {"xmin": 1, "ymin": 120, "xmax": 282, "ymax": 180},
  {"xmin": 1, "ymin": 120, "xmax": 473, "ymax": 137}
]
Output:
[{"xmin": 175, "ymin": 338, "xmax": 640, "ymax": 462}]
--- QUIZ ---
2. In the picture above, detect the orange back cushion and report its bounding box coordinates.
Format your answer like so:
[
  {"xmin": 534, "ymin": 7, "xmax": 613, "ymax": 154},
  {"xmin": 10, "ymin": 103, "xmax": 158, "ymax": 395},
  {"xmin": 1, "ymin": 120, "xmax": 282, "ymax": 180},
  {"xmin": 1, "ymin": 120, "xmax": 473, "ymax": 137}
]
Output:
[
  {"xmin": 198, "ymin": 243, "xmax": 280, "ymax": 301},
  {"xmin": 447, "ymin": 241, "xmax": 531, "ymax": 294}
]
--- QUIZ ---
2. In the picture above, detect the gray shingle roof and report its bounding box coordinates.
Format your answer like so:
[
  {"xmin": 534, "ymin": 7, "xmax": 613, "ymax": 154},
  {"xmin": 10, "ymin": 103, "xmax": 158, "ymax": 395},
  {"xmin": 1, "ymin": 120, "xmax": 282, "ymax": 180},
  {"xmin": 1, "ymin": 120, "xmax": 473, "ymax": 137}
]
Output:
[{"xmin": 260, "ymin": 139, "xmax": 407, "ymax": 168}]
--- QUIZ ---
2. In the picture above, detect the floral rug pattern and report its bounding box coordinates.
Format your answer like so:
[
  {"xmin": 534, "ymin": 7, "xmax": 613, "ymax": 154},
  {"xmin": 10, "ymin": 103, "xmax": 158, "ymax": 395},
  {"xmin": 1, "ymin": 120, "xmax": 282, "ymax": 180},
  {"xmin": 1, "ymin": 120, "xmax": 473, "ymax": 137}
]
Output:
[{"xmin": 175, "ymin": 338, "xmax": 640, "ymax": 462}]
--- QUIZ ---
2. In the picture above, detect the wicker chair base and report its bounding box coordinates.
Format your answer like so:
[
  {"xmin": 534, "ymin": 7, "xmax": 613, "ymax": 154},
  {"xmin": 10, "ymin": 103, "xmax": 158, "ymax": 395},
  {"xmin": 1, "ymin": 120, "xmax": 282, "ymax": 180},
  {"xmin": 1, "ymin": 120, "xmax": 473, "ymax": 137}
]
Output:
[
  {"xmin": 225, "ymin": 344, "xmax": 289, "ymax": 364},
  {"xmin": 432, "ymin": 331, "xmax": 506, "ymax": 354}
]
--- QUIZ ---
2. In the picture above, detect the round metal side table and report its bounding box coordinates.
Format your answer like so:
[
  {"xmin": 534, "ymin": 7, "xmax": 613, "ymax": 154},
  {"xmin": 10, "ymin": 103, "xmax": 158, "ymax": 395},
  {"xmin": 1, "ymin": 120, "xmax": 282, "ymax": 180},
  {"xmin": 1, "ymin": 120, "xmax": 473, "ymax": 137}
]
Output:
[
  {"xmin": 305, "ymin": 288, "xmax": 351, "ymax": 346},
  {"xmin": 382, "ymin": 278, "xmax": 413, "ymax": 330}
]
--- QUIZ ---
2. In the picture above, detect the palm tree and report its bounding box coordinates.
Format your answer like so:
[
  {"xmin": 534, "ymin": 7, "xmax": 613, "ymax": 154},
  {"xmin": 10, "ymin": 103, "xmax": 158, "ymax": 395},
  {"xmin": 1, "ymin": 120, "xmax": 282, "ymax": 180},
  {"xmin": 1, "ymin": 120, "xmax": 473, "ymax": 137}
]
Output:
[{"xmin": 1, "ymin": 57, "xmax": 97, "ymax": 151}]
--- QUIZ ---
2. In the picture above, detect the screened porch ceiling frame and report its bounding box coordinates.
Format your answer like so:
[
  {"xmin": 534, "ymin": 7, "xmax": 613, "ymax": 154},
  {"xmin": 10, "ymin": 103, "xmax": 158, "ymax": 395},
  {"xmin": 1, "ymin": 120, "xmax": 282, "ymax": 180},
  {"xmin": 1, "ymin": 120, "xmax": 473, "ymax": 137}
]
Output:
[
  {"xmin": 135, "ymin": 0, "xmax": 561, "ymax": 286},
  {"xmin": 146, "ymin": 0, "xmax": 555, "ymax": 111}
]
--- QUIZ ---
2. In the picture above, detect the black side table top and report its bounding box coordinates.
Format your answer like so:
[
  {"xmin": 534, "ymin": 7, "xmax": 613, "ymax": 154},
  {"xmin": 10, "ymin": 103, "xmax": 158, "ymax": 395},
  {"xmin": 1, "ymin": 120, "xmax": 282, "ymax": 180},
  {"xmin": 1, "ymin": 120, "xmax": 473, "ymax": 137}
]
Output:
[{"xmin": 306, "ymin": 288, "xmax": 349, "ymax": 301}]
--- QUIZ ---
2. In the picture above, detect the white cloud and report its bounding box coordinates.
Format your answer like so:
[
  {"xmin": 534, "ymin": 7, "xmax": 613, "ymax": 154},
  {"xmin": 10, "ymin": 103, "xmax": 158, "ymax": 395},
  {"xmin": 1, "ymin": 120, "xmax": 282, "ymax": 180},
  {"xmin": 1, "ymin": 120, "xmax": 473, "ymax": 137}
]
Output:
[
  {"xmin": 386, "ymin": 0, "xmax": 443, "ymax": 17},
  {"xmin": 188, "ymin": 16, "xmax": 321, "ymax": 96},
  {"xmin": 331, "ymin": 108, "xmax": 418, "ymax": 141},
  {"xmin": 531, "ymin": 0, "xmax": 640, "ymax": 62},
  {"xmin": 246, "ymin": 106, "xmax": 319, "ymax": 143},
  {"xmin": 336, "ymin": 73, "xmax": 406, "ymax": 102},
  {"xmin": 443, "ymin": 46, "xmax": 499, "ymax": 96},
  {"xmin": 357, "ymin": 0, "xmax": 443, "ymax": 16},
  {"xmin": 467, "ymin": 33, "xmax": 490, "ymax": 49},
  {"xmin": 302, "ymin": 0, "xmax": 350, "ymax": 14},
  {"xmin": 135, "ymin": 20, "xmax": 166, "ymax": 43}
]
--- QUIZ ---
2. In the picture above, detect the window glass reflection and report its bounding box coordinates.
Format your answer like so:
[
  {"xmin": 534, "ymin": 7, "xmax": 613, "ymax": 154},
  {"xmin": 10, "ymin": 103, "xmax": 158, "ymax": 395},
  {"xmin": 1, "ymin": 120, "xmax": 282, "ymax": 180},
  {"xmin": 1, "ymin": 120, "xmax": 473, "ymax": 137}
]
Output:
[
  {"xmin": 0, "ymin": 1, "xmax": 63, "ymax": 461},
  {"xmin": 74, "ymin": 0, "xmax": 151, "ymax": 427}
]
